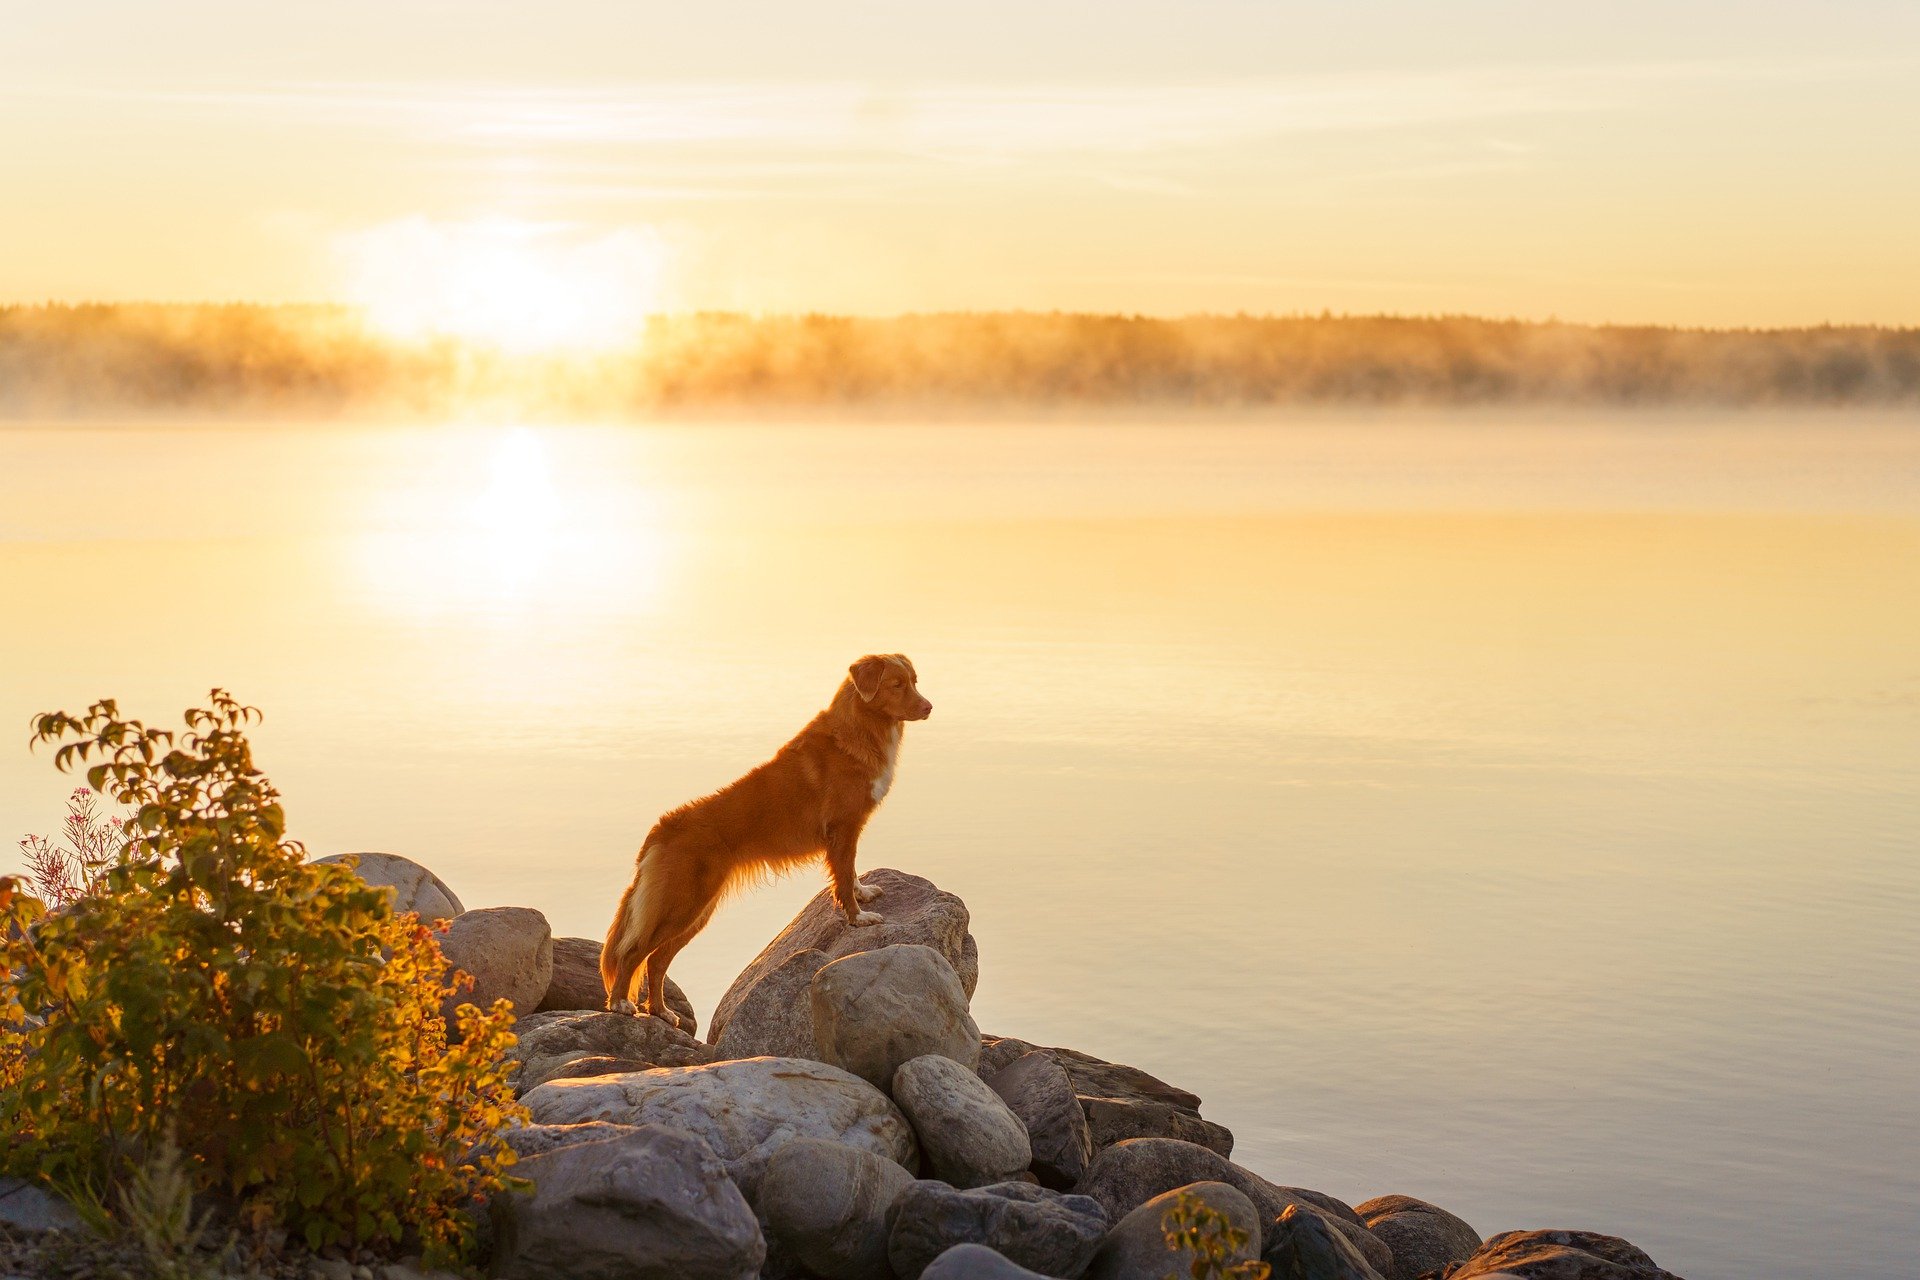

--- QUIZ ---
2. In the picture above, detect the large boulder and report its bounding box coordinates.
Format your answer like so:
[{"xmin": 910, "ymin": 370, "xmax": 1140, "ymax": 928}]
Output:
[
  {"xmin": 1265, "ymin": 1203, "xmax": 1386, "ymax": 1280},
  {"xmin": 500, "ymin": 1121, "xmax": 645, "ymax": 1159},
  {"xmin": 538, "ymin": 935, "xmax": 698, "ymax": 1033},
  {"xmin": 496, "ymin": 1123, "xmax": 764, "ymax": 1280},
  {"xmin": 1088, "ymin": 1181, "xmax": 1261, "ymax": 1280},
  {"xmin": 1355, "ymin": 1195, "xmax": 1481, "ymax": 1280},
  {"xmin": 812, "ymin": 945, "xmax": 980, "ymax": 1089},
  {"xmin": 313, "ymin": 851, "xmax": 463, "ymax": 920},
  {"xmin": 985, "ymin": 1052, "xmax": 1093, "ymax": 1189},
  {"xmin": 893, "ymin": 1055, "xmax": 1031, "ymax": 1188},
  {"xmin": 980, "ymin": 1037, "xmax": 1202, "ymax": 1113},
  {"xmin": 922, "ymin": 1245, "xmax": 1054, "ymax": 1279},
  {"xmin": 710, "ymin": 868, "xmax": 978, "ymax": 1045},
  {"xmin": 509, "ymin": 1010, "xmax": 718, "ymax": 1093},
  {"xmin": 1448, "ymin": 1229, "xmax": 1686, "ymax": 1280},
  {"xmin": 760, "ymin": 1138, "xmax": 916, "ymax": 1280},
  {"xmin": 439, "ymin": 906, "xmax": 553, "ymax": 1032},
  {"xmin": 711, "ymin": 949, "xmax": 831, "ymax": 1062},
  {"xmin": 887, "ymin": 1181, "xmax": 1109, "ymax": 1280},
  {"xmin": 1082, "ymin": 1097, "xmax": 1233, "ymax": 1158},
  {"xmin": 1073, "ymin": 1139, "xmax": 1388, "ymax": 1275},
  {"xmin": 521, "ymin": 1057, "xmax": 918, "ymax": 1203}
]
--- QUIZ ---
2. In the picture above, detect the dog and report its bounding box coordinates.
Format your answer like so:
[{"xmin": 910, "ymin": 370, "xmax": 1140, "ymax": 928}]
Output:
[{"xmin": 601, "ymin": 653, "xmax": 933, "ymax": 1027}]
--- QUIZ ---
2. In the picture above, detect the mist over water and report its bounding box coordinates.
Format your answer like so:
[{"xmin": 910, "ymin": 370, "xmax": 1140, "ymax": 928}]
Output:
[{"xmin": 2, "ymin": 412, "xmax": 1915, "ymax": 1279}]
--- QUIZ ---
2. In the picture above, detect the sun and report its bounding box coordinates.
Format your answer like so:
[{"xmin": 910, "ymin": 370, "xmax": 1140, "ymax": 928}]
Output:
[{"xmin": 339, "ymin": 216, "xmax": 667, "ymax": 353}]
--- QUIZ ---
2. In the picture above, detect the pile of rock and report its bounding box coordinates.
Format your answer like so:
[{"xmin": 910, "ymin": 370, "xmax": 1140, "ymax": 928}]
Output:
[{"xmin": 151, "ymin": 854, "xmax": 1681, "ymax": 1280}]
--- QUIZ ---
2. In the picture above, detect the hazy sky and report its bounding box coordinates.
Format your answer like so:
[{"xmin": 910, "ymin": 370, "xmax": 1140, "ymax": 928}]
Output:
[{"xmin": 4, "ymin": 1, "xmax": 1919, "ymax": 324}]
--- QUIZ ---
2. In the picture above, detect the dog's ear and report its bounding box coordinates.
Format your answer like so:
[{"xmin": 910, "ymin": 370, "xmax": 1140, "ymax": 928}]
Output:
[{"xmin": 849, "ymin": 656, "xmax": 887, "ymax": 702}]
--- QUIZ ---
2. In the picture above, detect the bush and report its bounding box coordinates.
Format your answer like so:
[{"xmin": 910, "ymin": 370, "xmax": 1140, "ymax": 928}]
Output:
[
  {"xmin": 0, "ymin": 691, "xmax": 525, "ymax": 1264},
  {"xmin": 1161, "ymin": 1188, "xmax": 1271, "ymax": 1280}
]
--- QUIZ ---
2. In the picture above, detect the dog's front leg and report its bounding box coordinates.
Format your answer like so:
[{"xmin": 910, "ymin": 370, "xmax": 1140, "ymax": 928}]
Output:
[{"xmin": 826, "ymin": 825, "xmax": 884, "ymax": 927}]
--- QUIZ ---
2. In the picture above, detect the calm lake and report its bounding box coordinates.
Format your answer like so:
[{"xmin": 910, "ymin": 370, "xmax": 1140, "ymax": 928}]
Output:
[{"xmin": 2, "ymin": 413, "xmax": 1916, "ymax": 1278}]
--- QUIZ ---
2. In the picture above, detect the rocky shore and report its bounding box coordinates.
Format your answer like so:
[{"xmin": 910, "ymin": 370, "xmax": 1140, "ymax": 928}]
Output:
[{"xmin": 3, "ymin": 856, "xmax": 1688, "ymax": 1280}]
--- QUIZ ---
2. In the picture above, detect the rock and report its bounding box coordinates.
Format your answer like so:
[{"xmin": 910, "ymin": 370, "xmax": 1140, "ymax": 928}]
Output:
[
  {"xmin": 812, "ymin": 945, "xmax": 980, "ymax": 1088},
  {"xmin": 1265, "ymin": 1202, "xmax": 1387, "ymax": 1280},
  {"xmin": 985, "ymin": 1052, "xmax": 1093, "ymax": 1189},
  {"xmin": 500, "ymin": 1121, "xmax": 643, "ymax": 1159},
  {"xmin": 760, "ymin": 1138, "xmax": 916, "ymax": 1280},
  {"xmin": 710, "ymin": 868, "xmax": 978, "ymax": 1045},
  {"xmin": 1082, "ymin": 1096, "xmax": 1234, "ymax": 1158},
  {"xmin": 1448, "ymin": 1229, "xmax": 1685, "ymax": 1280},
  {"xmin": 1355, "ymin": 1195, "xmax": 1481, "ymax": 1280},
  {"xmin": 497, "ymin": 1123, "xmax": 763, "ymax": 1280},
  {"xmin": 0, "ymin": 1176, "xmax": 83, "ymax": 1232},
  {"xmin": 982, "ymin": 1037, "xmax": 1203, "ymax": 1114},
  {"xmin": 509, "ymin": 1009, "xmax": 718, "ymax": 1094},
  {"xmin": 521, "ymin": 1056, "xmax": 918, "ymax": 1204},
  {"xmin": 922, "ymin": 1244, "xmax": 1054, "ymax": 1279},
  {"xmin": 537, "ymin": 936, "xmax": 699, "ymax": 1032},
  {"xmin": 893, "ymin": 1055, "xmax": 1032, "ymax": 1188},
  {"xmin": 711, "ymin": 948, "xmax": 831, "ymax": 1062},
  {"xmin": 1073, "ymin": 1139, "xmax": 1389, "ymax": 1274},
  {"xmin": 1088, "ymin": 1181, "xmax": 1261, "ymax": 1280},
  {"xmin": 438, "ymin": 906, "xmax": 553, "ymax": 1031},
  {"xmin": 887, "ymin": 1181, "xmax": 1108, "ymax": 1280},
  {"xmin": 314, "ymin": 851, "xmax": 463, "ymax": 920}
]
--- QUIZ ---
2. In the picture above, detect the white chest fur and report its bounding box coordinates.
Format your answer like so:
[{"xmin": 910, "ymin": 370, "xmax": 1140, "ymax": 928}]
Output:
[{"xmin": 871, "ymin": 725, "xmax": 902, "ymax": 802}]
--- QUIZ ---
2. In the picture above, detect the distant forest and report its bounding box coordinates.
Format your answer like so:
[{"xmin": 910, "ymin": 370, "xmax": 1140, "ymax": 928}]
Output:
[{"xmin": 4, "ymin": 304, "xmax": 1918, "ymax": 416}]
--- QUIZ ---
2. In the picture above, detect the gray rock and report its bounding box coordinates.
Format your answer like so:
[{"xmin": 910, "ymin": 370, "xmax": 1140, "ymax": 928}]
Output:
[
  {"xmin": 922, "ymin": 1244, "xmax": 1054, "ymax": 1279},
  {"xmin": 537, "ymin": 935, "xmax": 697, "ymax": 1033},
  {"xmin": 438, "ymin": 906, "xmax": 553, "ymax": 1033},
  {"xmin": 497, "ymin": 1123, "xmax": 764, "ymax": 1280},
  {"xmin": 980, "ymin": 1037, "xmax": 1202, "ymax": 1114},
  {"xmin": 1088, "ymin": 1181, "xmax": 1261, "ymax": 1280},
  {"xmin": 893, "ymin": 1055, "xmax": 1032, "ymax": 1188},
  {"xmin": 313, "ymin": 851, "xmax": 463, "ymax": 920},
  {"xmin": 1449, "ymin": 1229, "xmax": 1685, "ymax": 1280},
  {"xmin": 812, "ymin": 945, "xmax": 981, "ymax": 1089},
  {"xmin": 986, "ymin": 1051, "xmax": 1093, "ymax": 1189},
  {"xmin": 888, "ymin": 1181, "xmax": 1109, "ymax": 1280},
  {"xmin": 1356, "ymin": 1195, "xmax": 1481, "ymax": 1280},
  {"xmin": 711, "ymin": 868, "xmax": 978, "ymax": 1045},
  {"xmin": 1073, "ymin": 1139, "xmax": 1388, "ymax": 1275},
  {"xmin": 509, "ymin": 1009, "xmax": 717, "ymax": 1094},
  {"xmin": 1265, "ymin": 1203, "xmax": 1386, "ymax": 1280},
  {"xmin": 0, "ymin": 1177, "xmax": 83, "ymax": 1233},
  {"xmin": 499, "ymin": 1121, "xmax": 642, "ymax": 1159},
  {"xmin": 521, "ymin": 1056, "xmax": 918, "ymax": 1204},
  {"xmin": 711, "ymin": 948, "xmax": 830, "ymax": 1062},
  {"xmin": 1082, "ymin": 1096, "xmax": 1233, "ymax": 1158},
  {"xmin": 760, "ymin": 1138, "xmax": 916, "ymax": 1280}
]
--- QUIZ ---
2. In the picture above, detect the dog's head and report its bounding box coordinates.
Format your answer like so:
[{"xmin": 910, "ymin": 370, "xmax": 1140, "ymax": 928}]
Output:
[{"xmin": 848, "ymin": 653, "xmax": 932, "ymax": 721}]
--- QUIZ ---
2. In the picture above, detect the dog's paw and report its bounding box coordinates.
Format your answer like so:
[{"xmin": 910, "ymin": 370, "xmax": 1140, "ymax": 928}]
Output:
[
  {"xmin": 608, "ymin": 998, "xmax": 637, "ymax": 1015},
  {"xmin": 850, "ymin": 910, "xmax": 885, "ymax": 927},
  {"xmin": 855, "ymin": 881, "xmax": 882, "ymax": 905}
]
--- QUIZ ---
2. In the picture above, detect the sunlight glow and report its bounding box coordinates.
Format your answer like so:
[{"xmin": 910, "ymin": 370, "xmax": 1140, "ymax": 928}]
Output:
[{"xmin": 338, "ymin": 217, "xmax": 666, "ymax": 352}]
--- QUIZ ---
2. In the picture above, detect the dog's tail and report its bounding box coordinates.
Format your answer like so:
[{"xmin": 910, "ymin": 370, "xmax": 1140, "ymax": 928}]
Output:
[{"xmin": 601, "ymin": 840, "xmax": 665, "ymax": 1000}]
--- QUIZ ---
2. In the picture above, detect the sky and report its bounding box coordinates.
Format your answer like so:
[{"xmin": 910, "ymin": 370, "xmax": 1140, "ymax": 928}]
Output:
[{"xmin": 3, "ymin": 0, "xmax": 1919, "ymax": 326}]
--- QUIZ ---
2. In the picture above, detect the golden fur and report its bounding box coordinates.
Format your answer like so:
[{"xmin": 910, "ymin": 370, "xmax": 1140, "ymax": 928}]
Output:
[{"xmin": 600, "ymin": 654, "xmax": 933, "ymax": 1026}]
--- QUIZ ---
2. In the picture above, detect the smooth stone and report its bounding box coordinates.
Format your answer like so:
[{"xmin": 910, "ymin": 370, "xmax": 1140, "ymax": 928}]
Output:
[
  {"xmin": 313, "ymin": 851, "xmax": 463, "ymax": 920},
  {"xmin": 1449, "ymin": 1229, "xmax": 1686, "ymax": 1280},
  {"xmin": 893, "ymin": 1054, "xmax": 1032, "ymax": 1188},
  {"xmin": 1082, "ymin": 1096, "xmax": 1234, "ymax": 1158},
  {"xmin": 710, "ymin": 868, "xmax": 978, "ymax": 1045},
  {"xmin": 812, "ymin": 944, "xmax": 981, "ymax": 1089},
  {"xmin": 1073, "ymin": 1139, "xmax": 1389, "ymax": 1274},
  {"xmin": 499, "ymin": 1121, "xmax": 642, "ymax": 1159},
  {"xmin": 711, "ymin": 948, "xmax": 831, "ymax": 1062},
  {"xmin": 1265, "ymin": 1203, "xmax": 1387, "ymax": 1280},
  {"xmin": 986, "ymin": 1051, "xmax": 1093, "ymax": 1189},
  {"xmin": 0, "ymin": 1177, "xmax": 84, "ymax": 1233},
  {"xmin": 922, "ymin": 1244, "xmax": 1054, "ymax": 1279},
  {"xmin": 437, "ymin": 906, "xmax": 553, "ymax": 1031},
  {"xmin": 760, "ymin": 1137, "xmax": 916, "ymax": 1280},
  {"xmin": 509, "ymin": 1009, "xmax": 717, "ymax": 1094},
  {"xmin": 1088, "ymin": 1181, "xmax": 1261, "ymax": 1280},
  {"xmin": 980, "ymin": 1037, "xmax": 1202, "ymax": 1114},
  {"xmin": 537, "ymin": 935, "xmax": 697, "ymax": 1033},
  {"xmin": 1355, "ymin": 1195, "xmax": 1482, "ymax": 1280},
  {"xmin": 496, "ymin": 1123, "xmax": 764, "ymax": 1280},
  {"xmin": 521, "ymin": 1056, "xmax": 918, "ymax": 1204},
  {"xmin": 887, "ymin": 1181, "xmax": 1109, "ymax": 1280}
]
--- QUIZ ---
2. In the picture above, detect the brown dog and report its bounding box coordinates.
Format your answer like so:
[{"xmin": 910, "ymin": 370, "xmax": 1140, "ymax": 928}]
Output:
[{"xmin": 601, "ymin": 654, "xmax": 933, "ymax": 1026}]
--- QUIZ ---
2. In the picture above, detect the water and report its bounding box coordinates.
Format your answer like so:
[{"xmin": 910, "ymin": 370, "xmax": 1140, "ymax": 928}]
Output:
[{"xmin": 3, "ymin": 413, "xmax": 1916, "ymax": 1278}]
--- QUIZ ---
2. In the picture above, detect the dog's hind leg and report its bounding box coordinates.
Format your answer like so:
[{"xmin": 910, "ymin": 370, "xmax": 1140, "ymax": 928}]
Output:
[{"xmin": 639, "ymin": 899, "xmax": 715, "ymax": 1033}]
